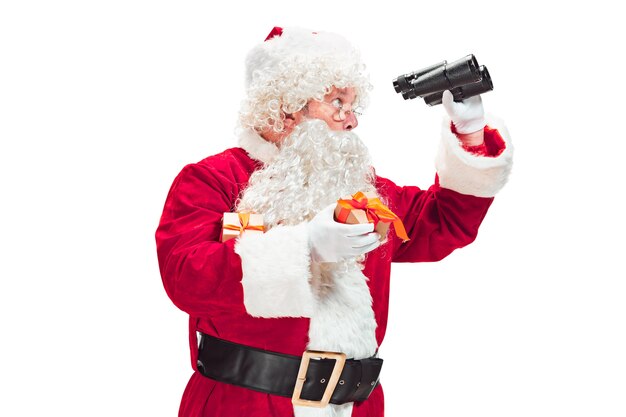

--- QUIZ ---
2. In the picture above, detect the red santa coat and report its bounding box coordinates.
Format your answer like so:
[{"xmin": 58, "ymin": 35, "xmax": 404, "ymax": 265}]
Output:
[{"xmin": 155, "ymin": 116, "xmax": 513, "ymax": 417}]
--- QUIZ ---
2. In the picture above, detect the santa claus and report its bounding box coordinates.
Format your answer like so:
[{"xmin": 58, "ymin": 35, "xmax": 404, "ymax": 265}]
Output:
[{"xmin": 155, "ymin": 27, "xmax": 513, "ymax": 417}]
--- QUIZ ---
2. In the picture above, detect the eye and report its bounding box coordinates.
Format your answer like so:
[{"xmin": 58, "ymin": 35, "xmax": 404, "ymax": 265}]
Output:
[
  {"xmin": 331, "ymin": 98, "xmax": 343, "ymax": 109},
  {"xmin": 352, "ymin": 106, "xmax": 364, "ymax": 117}
]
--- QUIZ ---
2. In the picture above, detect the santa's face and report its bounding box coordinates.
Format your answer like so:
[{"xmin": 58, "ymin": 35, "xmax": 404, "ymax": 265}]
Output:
[
  {"xmin": 305, "ymin": 86, "xmax": 360, "ymax": 132},
  {"xmin": 260, "ymin": 86, "xmax": 360, "ymax": 144}
]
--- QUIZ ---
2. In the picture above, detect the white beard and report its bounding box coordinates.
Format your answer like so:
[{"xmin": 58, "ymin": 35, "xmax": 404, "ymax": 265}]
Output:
[
  {"xmin": 236, "ymin": 119, "xmax": 377, "ymax": 228},
  {"xmin": 236, "ymin": 120, "xmax": 380, "ymax": 417}
]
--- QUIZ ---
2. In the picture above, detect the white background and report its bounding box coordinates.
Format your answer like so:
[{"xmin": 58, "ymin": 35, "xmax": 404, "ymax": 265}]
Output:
[{"xmin": 1, "ymin": 1, "xmax": 625, "ymax": 416}]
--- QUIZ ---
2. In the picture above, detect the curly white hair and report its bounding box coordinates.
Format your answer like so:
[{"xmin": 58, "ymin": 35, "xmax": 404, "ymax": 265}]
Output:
[{"xmin": 239, "ymin": 27, "xmax": 372, "ymax": 133}]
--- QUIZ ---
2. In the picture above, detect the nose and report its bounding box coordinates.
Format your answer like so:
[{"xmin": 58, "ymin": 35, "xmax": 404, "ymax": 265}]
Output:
[{"xmin": 343, "ymin": 111, "xmax": 358, "ymax": 131}]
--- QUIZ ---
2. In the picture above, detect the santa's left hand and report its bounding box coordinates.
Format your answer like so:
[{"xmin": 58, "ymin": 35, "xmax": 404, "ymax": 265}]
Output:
[{"xmin": 442, "ymin": 90, "xmax": 486, "ymax": 134}]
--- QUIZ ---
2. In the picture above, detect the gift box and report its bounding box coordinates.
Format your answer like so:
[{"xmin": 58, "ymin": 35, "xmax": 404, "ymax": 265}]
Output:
[
  {"xmin": 220, "ymin": 212, "xmax": 264, "ymax": 242},
  {"xmin": 334, "ymin": 191, "xmax": 409, "ymax": 243}
]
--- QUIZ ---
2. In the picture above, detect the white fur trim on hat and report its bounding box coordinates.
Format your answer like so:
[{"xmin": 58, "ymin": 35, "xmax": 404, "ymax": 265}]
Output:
[
  {"xmin": 245, "ymin": 27, "xmax": 363, "ymax": 89},
  {"xmin": 435, "ymin": 114, "xmax": 514, "ymax": 197},
  {"xmin": 235, "ymin": 222, "xmax": 315, "ymax": 318}
]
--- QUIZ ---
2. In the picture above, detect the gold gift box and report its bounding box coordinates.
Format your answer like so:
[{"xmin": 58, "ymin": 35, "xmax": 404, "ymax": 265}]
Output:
[
  {"xmin": 334, "ymin": 192, "xmax": 390, "ymax": 241},
  {"xmin": 220, "ymin": 212, "xmax": 264, "ymax": 242}
]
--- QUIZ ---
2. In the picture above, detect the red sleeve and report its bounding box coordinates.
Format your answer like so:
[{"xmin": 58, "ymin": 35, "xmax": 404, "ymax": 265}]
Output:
[
  {"xmin": 376, "ymin": 176, "xmax": 494, "ymax": 263},
  {"xmin": 155, "ymin": 163, "xmax": 246, "ymax": 317}
]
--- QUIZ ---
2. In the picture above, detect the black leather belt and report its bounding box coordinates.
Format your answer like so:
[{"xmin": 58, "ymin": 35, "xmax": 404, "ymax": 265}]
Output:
[{"xmin": 196, "ymin": 333, "xmax": 383, "ymax": 407}]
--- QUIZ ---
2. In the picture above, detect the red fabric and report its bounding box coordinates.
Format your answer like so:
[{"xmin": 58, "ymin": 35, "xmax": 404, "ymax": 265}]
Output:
[
  {"xmin": 264, "ymin": 26, "xmax": 283, "ymax": 41},
  {"xmin": 155, "ymin": 130, "xmax": 505, "ymax": 415}
]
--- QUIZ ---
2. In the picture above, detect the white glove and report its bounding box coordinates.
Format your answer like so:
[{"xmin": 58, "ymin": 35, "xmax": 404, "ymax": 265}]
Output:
[
  {"xmin": 307, "ymin": 203, "xmax": 381, "ymax": 263},
  {"xmin": 442, "ymin": 90, "xmax": 486, "ymax": 134}
]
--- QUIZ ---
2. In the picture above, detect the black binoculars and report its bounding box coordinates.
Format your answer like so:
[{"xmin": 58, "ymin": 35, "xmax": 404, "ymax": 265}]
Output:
[{"xmin": 393, "ymin": 54, "xmax": 493, "ymax": 106}]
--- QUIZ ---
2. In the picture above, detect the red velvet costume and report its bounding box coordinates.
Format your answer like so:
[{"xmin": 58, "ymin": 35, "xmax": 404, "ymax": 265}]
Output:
[{"xmin": 156, "ymin": 119, "xmax": 512, "ymax": 416}]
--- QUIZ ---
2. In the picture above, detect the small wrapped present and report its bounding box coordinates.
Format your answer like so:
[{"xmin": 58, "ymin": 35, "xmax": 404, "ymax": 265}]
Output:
[
  {"xmin": 220, "ymin": 212, "xmax": 265, "ymax": 242},
  {"xmin": 334, "ymin": 191, "xmax": 410, "ymax": 242}
]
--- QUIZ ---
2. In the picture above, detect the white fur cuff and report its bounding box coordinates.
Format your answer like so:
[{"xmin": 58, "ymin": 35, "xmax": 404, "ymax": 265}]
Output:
[
  {"xmin": 235, "ymin": 223, "xmax": 315, "ymax": 318},
  {"xmin": 435, "ymin": 114, "xmax": 514, "ymax": 197}
]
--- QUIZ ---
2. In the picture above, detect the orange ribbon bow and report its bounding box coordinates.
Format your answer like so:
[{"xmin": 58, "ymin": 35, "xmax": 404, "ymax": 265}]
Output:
[
  {"xmin": 336, "ymin": 192, "xmax": 410, "ymax": 242},
  {"xmin": 223, "ymin": 212, "xmax": 265, "ymax": 234}
]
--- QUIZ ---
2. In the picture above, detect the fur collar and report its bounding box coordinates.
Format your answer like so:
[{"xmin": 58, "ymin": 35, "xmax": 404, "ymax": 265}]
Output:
[{"xmin": 237, "ymin": 129, "xmax": 279, "ymax": 165}]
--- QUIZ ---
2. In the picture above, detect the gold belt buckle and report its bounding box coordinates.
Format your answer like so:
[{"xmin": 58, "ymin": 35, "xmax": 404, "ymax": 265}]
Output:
[{"xmin": 291, "ymin": 350, "xmax": 347, "ymax": 408}]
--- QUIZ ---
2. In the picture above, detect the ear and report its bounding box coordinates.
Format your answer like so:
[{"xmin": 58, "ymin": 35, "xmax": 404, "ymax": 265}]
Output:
[
  {"xmin": 284, "ymin": 114, "xmax": 296, "ymax": 130},
  {"xmin": 284, "ymin": 109, "xmax": 306, "ymax": 130}
]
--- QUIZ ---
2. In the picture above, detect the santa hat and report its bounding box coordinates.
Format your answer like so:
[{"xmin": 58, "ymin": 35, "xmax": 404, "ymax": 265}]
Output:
[{"xmin": 239, "ymin": 26, "xmax": 371, "ymax": 133}]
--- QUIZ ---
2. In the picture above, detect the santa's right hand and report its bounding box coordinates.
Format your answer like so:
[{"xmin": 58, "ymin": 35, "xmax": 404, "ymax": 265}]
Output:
[{"xmin": 307, "ymin": 203, "xmax": 381, "ymax": 263}]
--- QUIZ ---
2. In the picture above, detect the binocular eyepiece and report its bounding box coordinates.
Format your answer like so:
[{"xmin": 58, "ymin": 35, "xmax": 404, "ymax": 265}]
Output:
[{"xmin": 393, "ymin": 54, "xmax": 493, "ymax": 106}]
